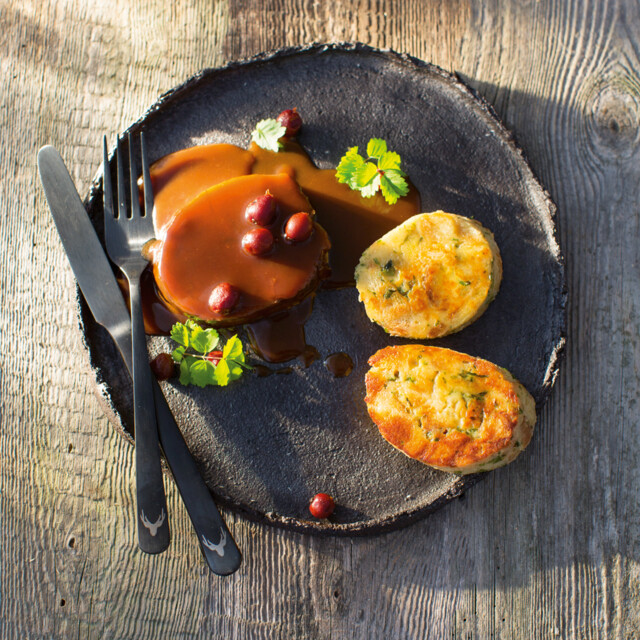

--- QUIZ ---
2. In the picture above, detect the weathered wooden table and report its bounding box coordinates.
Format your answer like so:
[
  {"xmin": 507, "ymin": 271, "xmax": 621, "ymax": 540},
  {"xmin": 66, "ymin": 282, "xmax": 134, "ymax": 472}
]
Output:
[{"xmin": 2, "ymin": 1, "xmax": 639, "ymax": 637}]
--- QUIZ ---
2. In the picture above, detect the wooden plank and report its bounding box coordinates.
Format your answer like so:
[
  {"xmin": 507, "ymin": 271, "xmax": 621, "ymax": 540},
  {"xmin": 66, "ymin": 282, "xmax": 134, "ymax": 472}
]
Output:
[{"xmin": 1, "ymin": 0, "xmax": 639, "ymax": 637}]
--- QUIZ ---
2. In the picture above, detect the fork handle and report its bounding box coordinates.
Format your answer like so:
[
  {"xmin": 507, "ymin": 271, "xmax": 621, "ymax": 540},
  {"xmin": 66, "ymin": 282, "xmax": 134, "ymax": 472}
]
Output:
[
  {"xmin": 152, "ymin": 382, "xmax": 242, "ymax": 574},
  {"xmin": 129, "ymin": 277, "xmax": 170, "ymax": 553}
]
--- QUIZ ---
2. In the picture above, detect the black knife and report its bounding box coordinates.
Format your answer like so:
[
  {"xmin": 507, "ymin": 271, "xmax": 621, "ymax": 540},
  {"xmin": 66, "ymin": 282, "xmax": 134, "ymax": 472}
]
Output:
[{"xmin": 37, "ymin": 145, "xmax": 242, "ymax": 575}]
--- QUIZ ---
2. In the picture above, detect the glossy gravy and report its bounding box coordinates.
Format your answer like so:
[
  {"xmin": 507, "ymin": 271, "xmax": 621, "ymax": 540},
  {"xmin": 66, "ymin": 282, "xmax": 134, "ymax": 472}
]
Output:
[
  {"xmin": 141, "ymin": 139, "xmax": 421, "ymax": 362},
  {"xmin": 148, "ymin": 173, "xmax": 329, "ymax": 324}
]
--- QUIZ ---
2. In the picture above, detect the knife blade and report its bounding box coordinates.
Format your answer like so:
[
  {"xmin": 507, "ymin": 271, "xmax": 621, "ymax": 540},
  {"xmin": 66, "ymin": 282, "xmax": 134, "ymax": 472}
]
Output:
[{"xmin": 38, "ymin": 145, "xmax": 241, "ymax": 575}]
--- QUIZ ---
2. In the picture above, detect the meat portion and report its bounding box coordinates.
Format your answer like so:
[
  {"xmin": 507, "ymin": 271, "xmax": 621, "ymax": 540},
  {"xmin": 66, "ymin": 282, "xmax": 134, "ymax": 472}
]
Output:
[{"xmin": 148, "ymin": 173, "xmax": 330, "ymax": 325}]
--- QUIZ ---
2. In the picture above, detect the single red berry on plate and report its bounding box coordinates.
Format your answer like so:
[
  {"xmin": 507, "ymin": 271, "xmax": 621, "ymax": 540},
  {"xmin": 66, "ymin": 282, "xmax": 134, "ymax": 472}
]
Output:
[
  {"xmin": 242, "ymin": 227, "xmax": 274, "ymax": 256},
  {"xmin": 277, "ymin": 108, "xmax": 302, "ymax": 137},
  {"xmin": 284, "ymin": 212, "xmax": 313, "ymax": 242},
  {"xmin": 245, "ymin": 192, "xmax": 277, "ymax": 226},
  {"xmin": 150, "ymin": 352, "xmax": 175, "ymax": 381},
  {"xmin": 209, "ymin": 282, "xmax": 240, "ymax": 313},
  {"xmin": 206, "ymin": 350, "xmax": 223, "ymax": 366},
  {"xmin": 309, "ymin": 493, "xmax": 335, "ymax": 519}
]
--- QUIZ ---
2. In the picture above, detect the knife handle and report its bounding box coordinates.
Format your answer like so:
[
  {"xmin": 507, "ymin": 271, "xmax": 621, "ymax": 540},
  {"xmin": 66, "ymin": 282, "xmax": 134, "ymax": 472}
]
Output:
[{"xmin": 152, "ymin": 381, "xmax": 242, "ymax": 575}]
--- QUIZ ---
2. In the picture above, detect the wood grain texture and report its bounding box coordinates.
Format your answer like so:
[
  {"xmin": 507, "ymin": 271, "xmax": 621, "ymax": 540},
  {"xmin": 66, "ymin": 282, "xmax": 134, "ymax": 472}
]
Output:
[{"xmin": 1, "ymin": 0, "xmax": 639, "ymax": 638}]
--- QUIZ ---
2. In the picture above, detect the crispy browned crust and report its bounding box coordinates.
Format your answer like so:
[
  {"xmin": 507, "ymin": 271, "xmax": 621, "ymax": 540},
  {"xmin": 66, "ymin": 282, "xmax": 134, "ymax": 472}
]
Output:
[
  {"xmin": 364, "ymin": 345, "xmax": 535, "ymax": 474},
  {"xmin": 355, "ymin": 212, "xmax": 502, "ymax": 339}
]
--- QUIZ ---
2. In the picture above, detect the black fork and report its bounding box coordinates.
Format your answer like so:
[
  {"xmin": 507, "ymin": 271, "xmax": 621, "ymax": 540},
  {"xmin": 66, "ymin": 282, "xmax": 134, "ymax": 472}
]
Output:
[{"xmin": 103, "ymin": 132, "xmax": 170, "ymax": 553}]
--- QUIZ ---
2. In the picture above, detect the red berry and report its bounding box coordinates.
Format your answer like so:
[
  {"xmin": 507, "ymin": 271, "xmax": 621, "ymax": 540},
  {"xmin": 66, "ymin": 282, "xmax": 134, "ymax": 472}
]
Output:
[
  {"xmin": 206, "ymin": 350, "xmax": 223, "ymax": 366},
  {"xmin": 309, "ymin": 493, "xmax": 335, "ymax": 519},
  {"xmin": 150, "ymin": 353, "xmax": 175, "ymax": 381},
  {"xmin": 245, "ymin": 192, "xmax": 277, "ymax": 226},
  {"xmin": 209, "ymin": 282, "xmax": 240, "ymax": 313},
  {"xmin": 277, "ymin": 108, "xmax": 302, "ymax": 137},
  {"xmin": 284, "ymin": 212, "xmax": 313, "ymax": 242},
  {"xmin": 242, "ymin": 227, "xmax": 274, "ymax": 256}
]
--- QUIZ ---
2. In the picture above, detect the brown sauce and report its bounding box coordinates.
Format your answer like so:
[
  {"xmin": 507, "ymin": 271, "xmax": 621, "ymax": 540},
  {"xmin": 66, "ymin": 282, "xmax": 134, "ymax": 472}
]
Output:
[
  {"xmin": 250, "ymin": 141, "xmax": 421, "ymax": 286},
  {"xmin": 324, "ymin": 352, "xmax": 354, "ymax": 378},
  {"xmin": 141, "ymin": 139, "xmax": 421, "ymax": 363},
  {"xmin": 140, "ymin": 267, "xmax": 186, "ymax": 334},
  {"xmin": 150, "ymin": 144, "xmax": 254, "ymax": 234},
  {"xmin": 299, "ymin": 345, "xmax": 321, "ymax": 368},
  {"xmin": 118, "ymin": 268, "xmax": 186, "ymax": 335},
  {"xmin": 253, "ymin": 364, "xmax": 295, "ymax": 377},
  {"xmin": 149, "ymin": 173, "xmax": 330, "ymax": 324},
  {"xmin": 245, "ymin": 296, "xmax": 315, "ymax": 364}
]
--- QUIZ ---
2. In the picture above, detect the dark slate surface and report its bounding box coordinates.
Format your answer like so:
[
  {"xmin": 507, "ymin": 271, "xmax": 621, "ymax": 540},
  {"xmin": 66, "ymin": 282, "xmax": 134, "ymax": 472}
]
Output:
[{"xmin": 82, "ymin": 43, "xmax": 566, "ymax": 535}]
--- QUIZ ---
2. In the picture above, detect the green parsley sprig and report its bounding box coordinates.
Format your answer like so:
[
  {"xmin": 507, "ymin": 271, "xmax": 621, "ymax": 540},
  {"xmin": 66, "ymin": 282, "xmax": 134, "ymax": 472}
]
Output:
[
  {"xmin": 335, "ymin": 138, "xmax": 409, "ymax": 205},
  {"xmin": 170, "ymin": 320, "xmax": 251, "ymax": 388},
  {"xmin": 251, "ymin": 119, "xmax": 286, "ymax": 152}
]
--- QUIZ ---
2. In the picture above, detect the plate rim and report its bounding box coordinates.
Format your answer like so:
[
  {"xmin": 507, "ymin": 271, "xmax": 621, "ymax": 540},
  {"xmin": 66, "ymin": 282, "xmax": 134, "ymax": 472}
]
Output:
[{"xmin": 80, "ymin": 42, "xmax": 567, "ymax": 536}]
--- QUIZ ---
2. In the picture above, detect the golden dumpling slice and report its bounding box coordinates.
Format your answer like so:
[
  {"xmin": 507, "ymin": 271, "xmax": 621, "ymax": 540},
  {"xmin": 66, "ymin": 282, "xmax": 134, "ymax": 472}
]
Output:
[
  {"xmin": 364, "ymin": 345, "xmax": 536, "ymax": 474},
  {"xmin": 354, "ymin": 211, "xmax": 502, "ymax": 338}
]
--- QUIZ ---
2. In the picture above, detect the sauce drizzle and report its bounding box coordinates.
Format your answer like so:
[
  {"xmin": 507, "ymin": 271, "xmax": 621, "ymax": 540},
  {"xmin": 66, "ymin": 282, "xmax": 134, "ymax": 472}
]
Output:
[
  {"xmin": 137, "ymin": 139, "xmax": 421, "ymax": 365},
  {"xmin": 324, "ymin": 352, "xmax": 354, "ymax": 378}
]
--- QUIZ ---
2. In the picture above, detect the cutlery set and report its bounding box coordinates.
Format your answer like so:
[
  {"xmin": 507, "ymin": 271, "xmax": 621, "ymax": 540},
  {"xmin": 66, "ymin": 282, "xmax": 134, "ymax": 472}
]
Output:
[{"xmin": 38, "ymin": 135, "xmax": 241, "ymax": 575}]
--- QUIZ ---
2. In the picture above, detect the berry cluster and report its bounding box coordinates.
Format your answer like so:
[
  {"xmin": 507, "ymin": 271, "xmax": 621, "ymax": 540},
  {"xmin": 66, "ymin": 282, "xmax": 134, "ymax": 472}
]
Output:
[{"xmin": 210, "ymin": 109, "xmax": 313, "ymax": 315}]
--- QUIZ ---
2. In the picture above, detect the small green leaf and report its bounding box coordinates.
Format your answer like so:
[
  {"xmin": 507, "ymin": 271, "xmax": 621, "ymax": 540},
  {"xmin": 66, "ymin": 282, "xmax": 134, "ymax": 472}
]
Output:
[
  {"xmin": 380, "ymin": 170, "xmax": 409, "ymax": 205},
  {"xmin": 335, "ymin": 138, "xmax": 408, "ymax": 205},
  {"xmin": 378, "ymin": 151, "xmax": 402, "ymax": 171},
  {"xmin": 171, "ymin": 346, "xmax": 186, "ymax": 363},
  {"xmin": 335, "ymin": 147, "xmax": 364, "ymax": 185},
  {"xmin": 179, "ymin": 359, "xmax": 191, "ymax": 385},
  {"xmin": 340, "ymin": 145, "xmax": 361, "ymax": 162},
  {"xmin": 214, "ymin": 358, "xmax": 231, "ymax": 386},
  {"xmin": 170, "ymin": 323, "xmax": 189, "ymax": 348},
  {"xmin": 379, "ymin": 182, "xmax": 399, "ymax": 205},
  {"xmin": 187, "ymin": 325, "xmax": 205, "ymax": 353},
  {"xmin": 204, "ymin": 329, "xmax": 220, "ymax": 352},
  {"xmin": 367, "ymin": 138, "xmax": 387, "ymax": 159},
  {"xmin": 169, "ymin": 323, "xmax": 248, "ymax": 388},
  {"xmin": 191, "ymin": 327, "xmax": 219, "ymax": 354},
  {"xmin": 189, "ymin": 359, "xmax": 218, "ymax": 388},
  {"xmin": 223, "ymin": 334, "xmax": 244, "ymax": 361},
  {"xmin": 228, "ymin": 361, "xmax": 244, "ymax": 381},
  {"xmin": 354, "ymin": 162, "xmax": 379, "ymax": 189},
  {"xmin": 382, "ymin": 168, "xmax": 408, "ymax": 189},
  {"xmin": 251, "ymin": 119, "xmax": 286, "ymax": 152},
  {"xmin": 359, "ymin": 173, "xmax": 381, "ymax": 198}
]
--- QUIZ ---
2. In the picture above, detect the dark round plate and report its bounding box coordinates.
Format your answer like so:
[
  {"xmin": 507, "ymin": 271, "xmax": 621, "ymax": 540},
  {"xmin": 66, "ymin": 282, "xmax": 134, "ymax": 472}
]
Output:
[{"xmin": 83, "ymin": 43, "xmax": 565, "ymax": 536}]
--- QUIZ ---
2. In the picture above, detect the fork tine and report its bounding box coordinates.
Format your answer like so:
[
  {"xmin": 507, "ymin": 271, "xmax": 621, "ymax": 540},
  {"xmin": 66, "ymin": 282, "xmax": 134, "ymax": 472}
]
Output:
[
  {"xmin": 128, "ymin": 132, "xmax": 141, "ymax": 219},
  {"xmin": 116, "ymin": 136, "xmax": 127, "ymax": 220},
  {"xmin": 140, "ymin": 132, "xmax": 153, "ymax": 218},
  {"xmin": 103, "ymin": 136, "xmax": 113, "ymax": 219}
]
